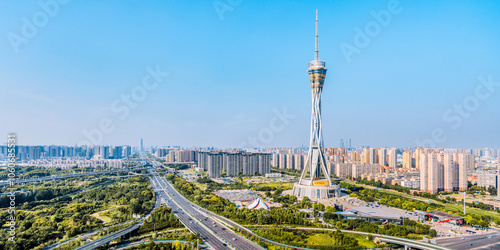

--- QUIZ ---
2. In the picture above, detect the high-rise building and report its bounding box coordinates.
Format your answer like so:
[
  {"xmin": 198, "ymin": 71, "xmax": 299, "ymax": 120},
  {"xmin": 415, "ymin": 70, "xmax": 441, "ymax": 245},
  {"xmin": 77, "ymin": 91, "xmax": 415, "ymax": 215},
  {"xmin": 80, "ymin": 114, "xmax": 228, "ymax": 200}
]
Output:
[
  {"xmin": 427, "ymin": 152, "xmax": 441, "ymax": 194},
  {"xmin": 199, "ymin": 150, "xmax": 271, "ymax": 177},
  {"xmin": 279, "ymin": 154, "xmax": 287, "ymax": 169},
  {"xmin": 112, "ymin": 146, "xmax": 123, "ymax": 159},
  {"xmin": 414, "ymin": 147, "xmax": 423, "ymax": 170},
  {"xmin": 442, "ymin": 153, "xmax": 458, "ymax": 192},
  {"xmin": 457, "ymin": 153, "xmax": 469, "ymax": 191},
  {"xmin": 457, "ymin": 153, "xmax": 475, "ymax": 171},
  {"xmin": 207, "ymin": 152, "xmax": 223, "ymax": 177},
  {"xmin": 369, "ymin": 148, "xmax": 377, "ymax": 164},
  {"xmin": 99, "ymin": 146, "xmax": 109, "ymax": 159},
  {"xmin": 258, "ymin": 153, "xmax": 271, "ymax": 175},
  {"xmin": 293, "ymin": 154, "xmax": 305, "ymax": 170},
  {"xmin": 123, "ymin": 145, "xmax": 132, "ymax": 158},
  {"xmin": 420, "ymin": 152, "xmax": 429, "ymax": 192},
  {"xmin": 28, "ymin": 146, "xmax": 41, "ymax": 160},
  {"xmin": 140, "ymin": 138, "xmax": 144, "ymax": 152},
  {"xmin": 362, "ymin": 148, "xmax": 370, "ymax": 164},
  {"xmin": 271, "ymin": 153, "xmax": 279, "ymax": 168},
  {"xmin": 224, "ymin": 152, "xmax": 241, "ymax": 176},
  {"xmin": 477, "ymin": 171, "xmax": 498, "ymax": 188},
  {"xmin": 198, "ymin": 151, "xmax": 208, "ymax": 170},
  {"xmin": 293, "ymin": 11, "xmax": 340, "ymax": 199},
  {"xmin": 388, "ymin": 148, "xmax": 397, "ymax": 168},
  {"xmin": 286, "ymin": 154, "xmax": 295, "ymax": 170},
  {"xmin": 350, "ymin": 151, "xmax": 360, "ymax": 162},
  {"xmin": 420, "ymin": 151, "xmax": 472, "ymax": 194},
  {"xmin": 403, "ymin": 150, "xmax": 413, "ymax": 169},
  {"xmin": 379, "ymin": 148, "xmax": 387, "ymax": 166}
]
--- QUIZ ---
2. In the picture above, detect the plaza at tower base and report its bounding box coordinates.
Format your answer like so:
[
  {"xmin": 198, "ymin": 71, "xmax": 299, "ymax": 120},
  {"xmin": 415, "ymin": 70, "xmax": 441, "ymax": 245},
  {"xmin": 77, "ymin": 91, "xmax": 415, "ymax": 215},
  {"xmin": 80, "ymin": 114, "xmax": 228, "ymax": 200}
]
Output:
[{"xmin": 292, "ymin": 182, "xmax": 341, "ymax": 200}]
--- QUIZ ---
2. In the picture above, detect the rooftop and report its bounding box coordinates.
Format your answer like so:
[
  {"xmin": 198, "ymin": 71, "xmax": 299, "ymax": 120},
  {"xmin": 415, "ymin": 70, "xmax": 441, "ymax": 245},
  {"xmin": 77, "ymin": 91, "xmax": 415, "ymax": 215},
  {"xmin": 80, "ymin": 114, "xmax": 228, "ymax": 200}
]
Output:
[{"xmin": 427, "ymin": 210, "xmax": 464, "ymax": 219}]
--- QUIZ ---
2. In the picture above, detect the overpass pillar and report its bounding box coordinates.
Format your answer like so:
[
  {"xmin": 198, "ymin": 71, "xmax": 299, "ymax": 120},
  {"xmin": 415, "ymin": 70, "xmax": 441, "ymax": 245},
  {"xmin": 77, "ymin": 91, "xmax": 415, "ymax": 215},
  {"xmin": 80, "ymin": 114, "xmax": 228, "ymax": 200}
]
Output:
[{"xmin": 404, "ymin": 245, "xmax": 408, "ymax": 250}]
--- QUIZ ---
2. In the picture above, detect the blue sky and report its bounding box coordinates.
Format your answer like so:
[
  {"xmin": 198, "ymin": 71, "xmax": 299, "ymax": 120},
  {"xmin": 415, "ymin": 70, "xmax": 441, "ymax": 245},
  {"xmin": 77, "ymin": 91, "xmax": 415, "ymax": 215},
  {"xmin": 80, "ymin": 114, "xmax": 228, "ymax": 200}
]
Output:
[{"xmin": 1, "ymin": 0, "xmax": 499, "ymax": 149}]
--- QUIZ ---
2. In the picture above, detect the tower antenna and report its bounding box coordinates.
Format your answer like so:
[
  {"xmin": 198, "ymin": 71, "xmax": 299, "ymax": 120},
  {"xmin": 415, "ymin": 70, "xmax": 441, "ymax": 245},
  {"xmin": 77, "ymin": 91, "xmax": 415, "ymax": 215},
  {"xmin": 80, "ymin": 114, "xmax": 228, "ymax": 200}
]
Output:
[{"xmin": 315, "ymin": 9, "xmax": 319, "ymax": 61}]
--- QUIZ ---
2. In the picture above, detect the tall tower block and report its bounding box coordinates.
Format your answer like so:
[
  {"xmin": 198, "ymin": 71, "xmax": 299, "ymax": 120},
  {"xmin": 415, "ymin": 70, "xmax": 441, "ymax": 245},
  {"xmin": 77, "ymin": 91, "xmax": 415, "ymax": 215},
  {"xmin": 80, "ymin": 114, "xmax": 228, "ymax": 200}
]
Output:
[{"xmin": 293, "ymin": 10, "xmax": 340, "ymax": 200}]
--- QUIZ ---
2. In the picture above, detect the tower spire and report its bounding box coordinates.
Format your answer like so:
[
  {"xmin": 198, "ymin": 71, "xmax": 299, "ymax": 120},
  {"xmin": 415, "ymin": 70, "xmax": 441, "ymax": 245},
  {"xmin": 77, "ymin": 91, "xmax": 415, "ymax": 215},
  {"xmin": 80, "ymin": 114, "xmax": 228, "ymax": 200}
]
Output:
[{"xmin": 315, "ymin": 9, "xmax": 319, "ymax": 61}]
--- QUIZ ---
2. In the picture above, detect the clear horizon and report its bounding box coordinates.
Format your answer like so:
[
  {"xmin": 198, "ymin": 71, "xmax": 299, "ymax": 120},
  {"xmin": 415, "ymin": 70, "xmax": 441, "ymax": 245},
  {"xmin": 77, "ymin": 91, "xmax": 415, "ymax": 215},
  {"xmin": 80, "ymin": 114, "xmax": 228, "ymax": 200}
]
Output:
[{"xmin": 1, "ymin": 1, "xmax": 500, "ymax": 149}]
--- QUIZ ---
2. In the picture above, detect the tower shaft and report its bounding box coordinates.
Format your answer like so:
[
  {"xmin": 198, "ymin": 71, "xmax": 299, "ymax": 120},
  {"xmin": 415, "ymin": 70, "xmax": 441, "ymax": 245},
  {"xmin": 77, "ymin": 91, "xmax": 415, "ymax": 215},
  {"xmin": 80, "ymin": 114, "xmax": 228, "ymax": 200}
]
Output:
[
  {"xmin": 297, "ymin": 10, "xmax": 332, "ymax": 187},
  {"xmin": 292, "ymin": 10, "xmax": 340, "ymax": 200}
]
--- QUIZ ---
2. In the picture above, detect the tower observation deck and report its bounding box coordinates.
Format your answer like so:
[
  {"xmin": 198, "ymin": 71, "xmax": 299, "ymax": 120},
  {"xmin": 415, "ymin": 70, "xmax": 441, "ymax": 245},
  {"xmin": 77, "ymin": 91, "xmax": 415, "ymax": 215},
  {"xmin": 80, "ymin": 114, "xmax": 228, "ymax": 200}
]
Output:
[{"xmin": 292, "ymin": 10, "xmax": 340, "ymax": 200}]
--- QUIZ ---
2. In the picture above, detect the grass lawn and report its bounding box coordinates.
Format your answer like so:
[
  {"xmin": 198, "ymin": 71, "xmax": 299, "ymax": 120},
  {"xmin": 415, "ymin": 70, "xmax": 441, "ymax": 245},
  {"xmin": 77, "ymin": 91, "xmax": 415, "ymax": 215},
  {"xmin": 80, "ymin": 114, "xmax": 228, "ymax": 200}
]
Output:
[
  {"xmin": 253, "ymin": 182, "xmax": 294, "ymax": 190},
  {"xmin": 92, "ymin": 205, "xmax": 128, "ymax": 224},
  {"xmin": 305, "ymin": 233, "xmax": 378, "ymax": 249},
  {"xmin": 306, "ymin": 233, "xmax": 335, "ymax": 246},
  {"xmin": 355, "ymin": 235, "xmax": 378, "ymax": 249}
]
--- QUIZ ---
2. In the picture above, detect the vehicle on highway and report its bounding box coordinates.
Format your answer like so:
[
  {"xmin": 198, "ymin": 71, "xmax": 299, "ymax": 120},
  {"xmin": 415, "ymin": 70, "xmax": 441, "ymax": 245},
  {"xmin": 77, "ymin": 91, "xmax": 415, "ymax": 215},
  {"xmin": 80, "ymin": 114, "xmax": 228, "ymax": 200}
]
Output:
[{"xmin": 469, "ymin": 243, "xmax": 473, "ymax": 246}]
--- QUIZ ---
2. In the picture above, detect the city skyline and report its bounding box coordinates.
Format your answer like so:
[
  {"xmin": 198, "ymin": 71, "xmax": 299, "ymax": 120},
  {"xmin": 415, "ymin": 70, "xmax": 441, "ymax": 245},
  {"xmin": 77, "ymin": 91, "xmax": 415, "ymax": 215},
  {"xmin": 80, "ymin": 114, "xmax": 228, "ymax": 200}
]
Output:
[{"xmin": 1, "ymin": 1, "xmax": 500, "ymax": 148}]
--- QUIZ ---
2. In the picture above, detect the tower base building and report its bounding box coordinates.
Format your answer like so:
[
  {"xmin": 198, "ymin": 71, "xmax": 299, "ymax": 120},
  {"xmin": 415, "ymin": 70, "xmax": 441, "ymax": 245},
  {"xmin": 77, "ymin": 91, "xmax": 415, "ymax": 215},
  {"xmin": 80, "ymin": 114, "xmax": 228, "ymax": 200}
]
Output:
[{"xmin": 292, "ymin": 182, "xmax": 341, "ymax": 199}]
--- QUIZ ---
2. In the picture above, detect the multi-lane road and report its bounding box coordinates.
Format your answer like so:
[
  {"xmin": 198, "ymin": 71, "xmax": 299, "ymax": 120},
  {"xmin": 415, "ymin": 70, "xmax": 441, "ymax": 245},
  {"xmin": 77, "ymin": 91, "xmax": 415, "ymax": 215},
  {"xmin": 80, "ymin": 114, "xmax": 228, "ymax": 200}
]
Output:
[
  {"xmin": 149, "ymin": 168, "xmax": 263, "ymax": 250},
  {"xmin": 436, "ymin": 231, "xmax": 500, "ymax": 250}
]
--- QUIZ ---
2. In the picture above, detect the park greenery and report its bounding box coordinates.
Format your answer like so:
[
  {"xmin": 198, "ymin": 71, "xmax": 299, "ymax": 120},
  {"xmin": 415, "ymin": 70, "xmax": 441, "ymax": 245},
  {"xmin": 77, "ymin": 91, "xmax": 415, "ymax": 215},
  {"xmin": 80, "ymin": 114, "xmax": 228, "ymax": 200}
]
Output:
[
  {"xmin": 129, "ymin": 229, "xmax": 198, "ymax": 247},
  {"xmin": 0, "ymin": 176, "xmax": 155, "ymax": 250},
  {"xmin": 271, "ymin": 167, "xmax": 301, "ymax": 177},
  {"xmin": 0, "ymin": 166, "xmax": 108, "ymax": 180},
  {"xmin": 354, "ymin": 177, "xmax": 412, "ymax": 193},
  {"xmin": 467, "ymin": 184, "xmax": 497, "ymax": 196},
  {"xmin": 251, "ymin": 228, "xmax": 382, "ymax": 250},
  {"xmin": 324, "ymin": 215, "xmax": 437, "ymax": 240},
  {"xmin": 0, "ymin": 177, "xmax": 112, "ymax": 208},
  {"xmin": 196, "ymin": 176, "xmax": 294, "ymax": 192},
  {"xmin": 138, "ymin": 204, "xmax": 183, "ymax": 234},
  {"xmin": 125, "ymin": 241, "xmax": 195, "ymax": 250}
]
